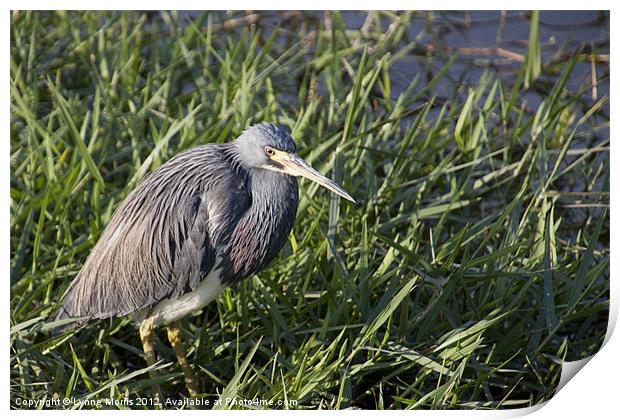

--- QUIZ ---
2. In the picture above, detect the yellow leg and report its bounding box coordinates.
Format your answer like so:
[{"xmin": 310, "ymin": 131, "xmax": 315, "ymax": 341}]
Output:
[
  {"xmin": 166, "ymin": 320, "xmax": 199, "ymax": 397},
  {"xmin": 139, "ymin": 318, "xmax": 163, "ymax": 408}
]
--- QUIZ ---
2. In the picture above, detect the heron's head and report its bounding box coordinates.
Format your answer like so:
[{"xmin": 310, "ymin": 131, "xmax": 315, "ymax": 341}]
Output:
[{"xmin": 234, "ymin": 123, "xmax": 355, "ymax": 203}]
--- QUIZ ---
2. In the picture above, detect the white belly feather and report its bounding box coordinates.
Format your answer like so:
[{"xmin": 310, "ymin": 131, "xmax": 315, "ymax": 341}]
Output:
[{"xmin": 136, "ymin": 267, "xmax": 226, "ymax": 328}]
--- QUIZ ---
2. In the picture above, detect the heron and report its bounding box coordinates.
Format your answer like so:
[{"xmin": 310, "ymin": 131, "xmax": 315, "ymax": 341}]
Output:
[{"xmin": 53, "ymin": 123, "xmax": 354, "ymax": 399}]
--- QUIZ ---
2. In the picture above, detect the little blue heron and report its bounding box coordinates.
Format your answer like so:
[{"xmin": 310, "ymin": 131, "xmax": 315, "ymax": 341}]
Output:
[{"xmin": 54, "ymin": 123, "xmax": 354, "ymax": 398}]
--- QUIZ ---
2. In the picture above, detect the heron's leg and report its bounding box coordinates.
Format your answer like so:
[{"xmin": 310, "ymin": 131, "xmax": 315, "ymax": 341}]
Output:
[
  {"xmin": 139, "ymin": 318, "xmax": 163, "ymax": 408},
  {"xmin": 166, "ymin": 320, "xmax": 199, "ymax": 397}
]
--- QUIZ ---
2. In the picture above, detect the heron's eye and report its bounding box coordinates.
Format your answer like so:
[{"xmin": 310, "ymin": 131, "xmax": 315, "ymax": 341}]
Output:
[{"xmin": 265, "ymin": 147, "xmax": 276, "ymax": 157}]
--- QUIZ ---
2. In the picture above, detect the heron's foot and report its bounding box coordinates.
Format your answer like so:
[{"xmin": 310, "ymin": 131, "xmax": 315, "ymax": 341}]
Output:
[
  {"xmin": 139, "ymin": 317, "xmax": 164, "ymax": 408},
  {"xmin": 167, "ymin": 320, "xmax": 200, "ymax": 397}
]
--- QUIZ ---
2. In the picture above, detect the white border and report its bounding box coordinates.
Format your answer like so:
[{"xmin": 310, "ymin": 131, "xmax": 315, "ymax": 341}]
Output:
[{"xmin": 4, "ymin": 3, "xmax": 616, "ymax": 418}]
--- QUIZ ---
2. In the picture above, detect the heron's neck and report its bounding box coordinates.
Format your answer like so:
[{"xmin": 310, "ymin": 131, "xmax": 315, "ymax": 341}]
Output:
[
  {"xmin": 248, "ymin": 168, "xmax": 298, "ymax": 215},
  {"xmin": 246, "ymin": 167, "xmax": 299, "ymax": 248},
  {"xmin": 222, "ymin": 168, "xmax": 298, "ymax": 283}
]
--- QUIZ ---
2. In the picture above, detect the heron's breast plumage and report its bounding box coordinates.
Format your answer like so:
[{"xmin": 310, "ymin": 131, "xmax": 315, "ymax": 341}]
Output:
[{"xmin": 218, "ymin": 166, "xmax": 299, "ymax": 284}]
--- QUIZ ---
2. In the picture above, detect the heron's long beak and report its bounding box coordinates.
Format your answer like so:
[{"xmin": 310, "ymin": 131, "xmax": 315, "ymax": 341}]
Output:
[{"xmin": 278, "ymin": 153, "xmax": 355, "ymax": 203}]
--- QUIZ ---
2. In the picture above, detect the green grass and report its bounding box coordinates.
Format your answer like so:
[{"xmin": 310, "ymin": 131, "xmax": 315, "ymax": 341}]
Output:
[{"xmin": 10, "ymin": 11, "xmax": 609, "ymax": 409}]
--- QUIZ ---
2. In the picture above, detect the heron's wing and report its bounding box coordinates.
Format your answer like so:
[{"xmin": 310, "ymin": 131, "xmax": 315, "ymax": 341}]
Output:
[{"xmin": 54, "ymin": 146, "xmax": 251, "ymax": 326}]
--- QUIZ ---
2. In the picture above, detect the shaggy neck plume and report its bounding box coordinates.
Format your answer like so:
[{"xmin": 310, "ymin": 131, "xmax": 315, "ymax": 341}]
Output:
[{"xmin": 220, "ymin": 167, "xmax": 298, "ymax": 283}]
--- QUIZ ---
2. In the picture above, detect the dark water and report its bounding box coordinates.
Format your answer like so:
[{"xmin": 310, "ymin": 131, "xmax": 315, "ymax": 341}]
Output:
[
  {"xmin": 177, "ymin": 11, "xmax": 609, "ymax": 117},
  {"xmin": 437, "ymin": 11, "xmax": 609, "ymax": 97}
]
